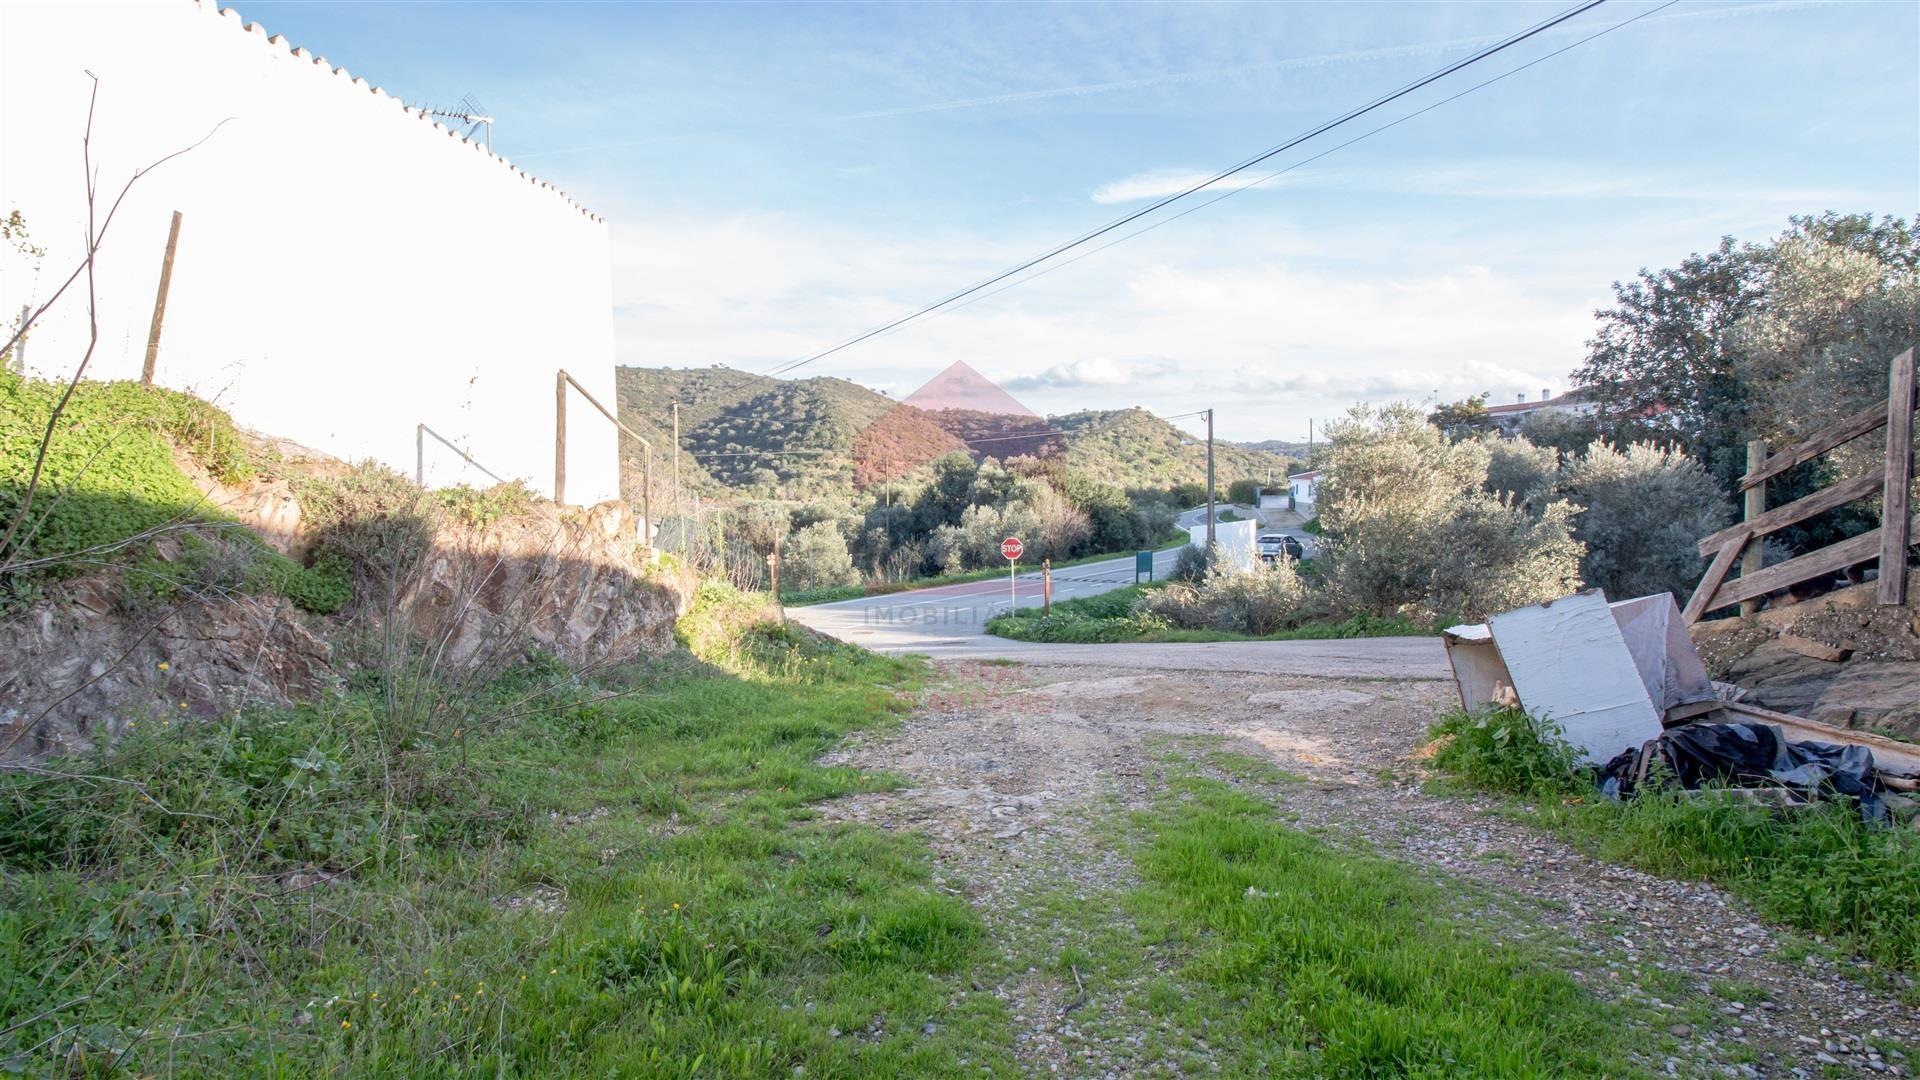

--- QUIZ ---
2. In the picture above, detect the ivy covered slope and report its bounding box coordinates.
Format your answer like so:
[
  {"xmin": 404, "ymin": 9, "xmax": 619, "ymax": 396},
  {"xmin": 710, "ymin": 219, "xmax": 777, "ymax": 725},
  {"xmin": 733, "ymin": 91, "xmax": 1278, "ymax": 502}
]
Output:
[{"xmin": 0, "ymin": 372, "xmax": 349, "ymax": 613}]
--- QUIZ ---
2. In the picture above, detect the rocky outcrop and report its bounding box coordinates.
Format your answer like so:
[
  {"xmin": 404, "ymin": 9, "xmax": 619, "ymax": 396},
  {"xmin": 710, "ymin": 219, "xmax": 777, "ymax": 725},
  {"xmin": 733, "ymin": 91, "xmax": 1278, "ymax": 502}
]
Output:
[
  {"xmin": 406, "ymin": 501, "xmax": 687, "ymax": 672},
  {"xmin": 0, "ymin": 583, "xmax": 336, "ymax": 761},
  {"xmin": 1, "ymin": 479, "xmax": 689, "ymax": 764},
  {"xmin": 1693, "ymin": 573, "xmax": 1920, "ymax": 742}
]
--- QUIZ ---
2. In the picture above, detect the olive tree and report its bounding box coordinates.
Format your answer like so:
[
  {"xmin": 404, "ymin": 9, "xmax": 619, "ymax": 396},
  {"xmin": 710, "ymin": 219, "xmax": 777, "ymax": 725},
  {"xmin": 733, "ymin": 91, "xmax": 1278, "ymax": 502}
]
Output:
[{"xmin": 1561, "ymin": 442, "xmax": 1731, "ymax": 602}]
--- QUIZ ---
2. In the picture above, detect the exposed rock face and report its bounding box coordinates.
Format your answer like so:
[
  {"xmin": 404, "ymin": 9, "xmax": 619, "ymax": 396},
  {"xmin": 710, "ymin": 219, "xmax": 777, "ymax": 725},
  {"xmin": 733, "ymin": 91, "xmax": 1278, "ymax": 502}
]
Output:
[
  {"xmin": 0, "ymin": 585, "xmax": 336, "ymax": 762},
  {"xmin": 1693, "ymin": 573, "xmax": 1920, "ymax": 743},
  {"xmin": 1, "ymin": 493, "xmax": 689, "ymax": 765},
  {"xmin": 405, "ymin": 501, "xmax": 686, "ymax": 673}
]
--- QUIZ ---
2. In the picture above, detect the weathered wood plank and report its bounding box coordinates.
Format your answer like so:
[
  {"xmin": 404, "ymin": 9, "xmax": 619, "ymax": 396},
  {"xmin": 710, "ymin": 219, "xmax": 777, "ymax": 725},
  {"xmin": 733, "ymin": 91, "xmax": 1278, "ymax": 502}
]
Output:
[
  {"xmin": 1696, "ymin": 472, "xmax": 1881, "ymax": 556},
  {"xmin": 1880, "ymin": 348, "xmax": 1915, "ymax": 605},
  {"xmin": 1683, "ymin": 535, "xmax": 1747, "ymax": 624},
  {"xmin": 1704, "ymin": 513, "xmax": 1920, "ymax": 612},
  {"xmin": 1739, "ymin": 401, "xmax": 1890, "ymax": 491},
  {"xmin": 1723, "ymin": 701, "xmax": 1920, "ymax": 776}
]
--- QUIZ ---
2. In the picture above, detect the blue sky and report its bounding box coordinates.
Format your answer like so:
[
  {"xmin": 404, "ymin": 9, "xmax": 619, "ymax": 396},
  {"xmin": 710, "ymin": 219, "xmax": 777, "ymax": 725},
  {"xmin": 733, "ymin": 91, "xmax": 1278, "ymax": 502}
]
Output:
[{"xmin": 250, "ymin": 0, "xmax": 1917, "ymax": 441}]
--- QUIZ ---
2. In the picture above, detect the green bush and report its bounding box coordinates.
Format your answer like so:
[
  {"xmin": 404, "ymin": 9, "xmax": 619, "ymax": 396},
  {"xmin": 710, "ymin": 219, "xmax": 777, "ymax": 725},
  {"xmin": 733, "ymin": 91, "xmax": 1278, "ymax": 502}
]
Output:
[
  {"xmin": 436, "ymin": 479, "xmax": 534, "ymax": 529},
  {"xmin": 1425, "ymin": 708, "xmax": 1584, "ymax": 796},
  {"xmin": 1137, "ymin": 561, "xmax": 1312, "ymax": 636}
]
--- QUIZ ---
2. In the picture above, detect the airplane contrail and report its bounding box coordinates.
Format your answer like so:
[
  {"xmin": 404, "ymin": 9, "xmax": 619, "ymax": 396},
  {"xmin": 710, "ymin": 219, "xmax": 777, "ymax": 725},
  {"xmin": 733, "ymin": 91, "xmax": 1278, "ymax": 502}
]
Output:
[{"xmin": 510, "ymin": 0, "xmax": 1836, "ymax": 162}]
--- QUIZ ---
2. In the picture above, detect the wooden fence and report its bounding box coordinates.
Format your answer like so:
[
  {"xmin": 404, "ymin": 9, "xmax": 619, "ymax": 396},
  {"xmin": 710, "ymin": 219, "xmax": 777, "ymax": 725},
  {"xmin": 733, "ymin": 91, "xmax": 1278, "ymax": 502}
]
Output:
[{"xmin": 1683, "ymin": 347, "xmax": 1916, "ymax": 623}]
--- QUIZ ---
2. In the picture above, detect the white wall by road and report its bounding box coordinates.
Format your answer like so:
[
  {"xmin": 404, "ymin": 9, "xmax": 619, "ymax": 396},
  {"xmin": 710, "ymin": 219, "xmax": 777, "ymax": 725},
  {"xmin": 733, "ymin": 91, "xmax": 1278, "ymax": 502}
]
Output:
[{"xmin": 0, "ymin": 1, "xmax": 621, "ymax": 504}]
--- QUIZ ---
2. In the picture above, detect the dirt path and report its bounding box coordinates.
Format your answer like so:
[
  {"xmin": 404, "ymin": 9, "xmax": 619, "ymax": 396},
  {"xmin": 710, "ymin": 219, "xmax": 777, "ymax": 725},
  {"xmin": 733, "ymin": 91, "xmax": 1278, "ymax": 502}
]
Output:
[{"xmin": 821, "ymin": 660, "xmax": 1919, "ymax": 1078}]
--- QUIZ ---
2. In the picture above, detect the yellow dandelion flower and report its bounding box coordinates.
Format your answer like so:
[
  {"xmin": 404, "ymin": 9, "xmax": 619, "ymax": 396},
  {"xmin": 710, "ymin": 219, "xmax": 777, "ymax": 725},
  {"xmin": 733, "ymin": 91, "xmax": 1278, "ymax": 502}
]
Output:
[
  {"xmin": 369, "ymin": 992, "xmax": 377, "ymax": 1000},
  {"xmin": 549, "ymin": 969, "xmax": 557, "ymax": 975},
  {"xmin": 453, "ymin": 993, "xmax": 461, "ymax": 1001},
  {"xmin": 157, "ymin": 662, "xmax": 169, "ymax": 671},
  {"xmin": 672, "ymin": 903, "xmax": 680, "ymax": 910},
  {"xmin": 342, "ymin": 1021, "xmax": 351, "ymax": 1029},
  {"xmin": 178, "ymin": 702, "xmax": 188, "ymax": 709}
]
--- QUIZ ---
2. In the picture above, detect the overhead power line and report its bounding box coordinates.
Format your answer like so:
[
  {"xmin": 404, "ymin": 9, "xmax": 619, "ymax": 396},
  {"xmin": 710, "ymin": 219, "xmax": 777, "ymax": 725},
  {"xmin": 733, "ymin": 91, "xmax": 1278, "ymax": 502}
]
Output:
[
  {"xmin": 848, "ymin": 0, "xmax": 1678, "ymax": 343},
  {"xmin": 763, "ymin": 0, "xmax": 1608, "ymax": 378}
]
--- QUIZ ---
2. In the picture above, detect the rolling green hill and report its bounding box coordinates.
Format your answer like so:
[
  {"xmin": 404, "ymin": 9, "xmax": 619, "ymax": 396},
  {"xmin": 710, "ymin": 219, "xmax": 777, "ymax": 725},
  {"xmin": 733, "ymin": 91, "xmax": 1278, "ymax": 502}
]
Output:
[{"xmin": 614, "ymin": 366, "xmax": 1296, "ymax": 503}]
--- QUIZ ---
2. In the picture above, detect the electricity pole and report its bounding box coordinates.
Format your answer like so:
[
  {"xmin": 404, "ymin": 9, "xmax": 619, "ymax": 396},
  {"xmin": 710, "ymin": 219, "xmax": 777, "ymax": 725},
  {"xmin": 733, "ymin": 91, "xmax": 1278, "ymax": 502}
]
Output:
[{"xmin": 1205, "ymin": 407, "xmax": 1216, "ymax": 551}]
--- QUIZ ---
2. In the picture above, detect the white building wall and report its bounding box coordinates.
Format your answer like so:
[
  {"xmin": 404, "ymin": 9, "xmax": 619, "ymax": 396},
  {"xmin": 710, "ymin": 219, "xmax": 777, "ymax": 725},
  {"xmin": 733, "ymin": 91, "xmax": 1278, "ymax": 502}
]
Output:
[{"xmin": 0, "ymin": 1, "xmax": 620, "ymax": 504}]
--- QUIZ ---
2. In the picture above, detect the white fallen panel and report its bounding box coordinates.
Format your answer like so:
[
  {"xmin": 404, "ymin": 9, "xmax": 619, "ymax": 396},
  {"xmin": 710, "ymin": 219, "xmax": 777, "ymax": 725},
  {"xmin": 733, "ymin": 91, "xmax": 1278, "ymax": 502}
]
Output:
[
  {"xmin": 1442, "ymin": 622, "xmax": 1515, "ymax": 713},
  {"xmin": 1609, "ymin": 594, "xmax": 1717, "ymax": 721},
  {"xmin": 1487, "ymin": 591, "xmax": 1663, "ymax": 765}
]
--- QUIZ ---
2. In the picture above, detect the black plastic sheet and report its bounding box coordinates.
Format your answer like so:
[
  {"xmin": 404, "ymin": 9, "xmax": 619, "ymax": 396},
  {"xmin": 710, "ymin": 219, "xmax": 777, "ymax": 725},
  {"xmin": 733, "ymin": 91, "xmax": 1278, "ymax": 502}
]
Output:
[{"xmin": 1599, "ymin": 723, "xmax": 1886, "ymax": 821}]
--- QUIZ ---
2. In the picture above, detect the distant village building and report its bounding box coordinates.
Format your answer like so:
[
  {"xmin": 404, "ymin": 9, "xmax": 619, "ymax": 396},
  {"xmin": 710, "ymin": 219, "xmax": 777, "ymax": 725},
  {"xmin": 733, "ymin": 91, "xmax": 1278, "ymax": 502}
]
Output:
[
  {"xmin": 1287, "ymin": 469, "xmax": 1322, "ymax": 515},
  {"xmin": 1484, "ymin": 388, "xmax": 1598, "ymax": 436}
]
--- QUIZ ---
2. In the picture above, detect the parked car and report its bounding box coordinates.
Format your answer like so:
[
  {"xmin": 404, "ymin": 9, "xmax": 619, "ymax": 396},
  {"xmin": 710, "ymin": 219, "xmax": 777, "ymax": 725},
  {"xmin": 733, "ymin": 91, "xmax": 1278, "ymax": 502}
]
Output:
[{"xmin": 1257, "ymin": 533, "xmax": 1304, "ymax": 562}]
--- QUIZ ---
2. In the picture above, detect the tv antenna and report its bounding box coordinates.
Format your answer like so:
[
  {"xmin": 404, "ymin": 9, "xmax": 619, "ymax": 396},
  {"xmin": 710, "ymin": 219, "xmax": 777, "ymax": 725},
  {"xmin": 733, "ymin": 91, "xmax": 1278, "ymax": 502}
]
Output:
[{"xmin": 424, "ymin": 93, "xmax": 494, "ymax": 152}]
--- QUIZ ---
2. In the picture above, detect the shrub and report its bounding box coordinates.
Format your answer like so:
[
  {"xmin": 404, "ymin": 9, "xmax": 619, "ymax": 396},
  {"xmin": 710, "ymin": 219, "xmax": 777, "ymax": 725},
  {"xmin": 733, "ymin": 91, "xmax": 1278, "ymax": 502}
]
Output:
[
  {"xmin": 1170, "ymin": 543, "xmax": 1212, "ymax": 582},
  {"xmin": 783, "ymin": 520, "xmax": 860, "ymax": 591},
  {"xmin": 1426, "ymin": 497, "xmax": 1585, "ymax": 622},
  {"xmin": 1425, "ymin": 707, "xmax": 1583, "ymax": 796},
  {"xmin": 436, "ymin": 480, "xmax": 534, "ymax": 529},
  {"xmin": 1561, "ymin": 442, "xmax": 1731, "ymax": 601},
  {"xmin": 1483, "ymin": 435, "xmax": 1561, "ymax": 516},
  {"xmin": 1314, "ymin": 404, "xmax": 1585, "ymax": 622},
  {"xmin": 294, "ymin": 462, "xmax": 438, "ymax": 608},
  {"xmin": 1136, "ymin": 561, "xmax": 1311, "ymax": 636}
]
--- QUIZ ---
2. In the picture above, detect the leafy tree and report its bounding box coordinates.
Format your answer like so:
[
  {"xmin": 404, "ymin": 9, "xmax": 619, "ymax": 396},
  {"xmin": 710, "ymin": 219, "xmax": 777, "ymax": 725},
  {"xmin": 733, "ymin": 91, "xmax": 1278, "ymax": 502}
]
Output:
[
  {"xmin": 784, "ymin": 520, "xmax": 860, "ymax": 590},
  {"xmin": 1560, "ymin": 442, "xmax": 1731, "ymax": 602},
  {"xmin": 1483, "ymin": 436, "xmax": 1561, "ymax": 517},
  {"xmin": 1315, "ymin": 404, "xmax": 1583, "ymax": 621},
  {"xmin": 1428, "ymin": 394, "xmax": 1495, "ymax": 440},
  {"xmin": 1518, "ymin": 408, "xmax": 1599, "ymax": 458},
  {"xmin": 1571, "ymin": 235, "xmax": 1760, "ymax": 487},
  {"xmin": 1226, "ymin": 478, "xmax": 1260, "ymax": 505}
]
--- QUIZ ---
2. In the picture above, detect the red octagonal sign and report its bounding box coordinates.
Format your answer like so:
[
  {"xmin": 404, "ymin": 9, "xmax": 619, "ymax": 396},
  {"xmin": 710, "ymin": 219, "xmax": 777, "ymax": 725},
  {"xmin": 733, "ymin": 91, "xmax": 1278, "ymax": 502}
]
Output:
[{"xmin": 1000, "ymin": 536, "xmax": 1024, "ymax": 561}]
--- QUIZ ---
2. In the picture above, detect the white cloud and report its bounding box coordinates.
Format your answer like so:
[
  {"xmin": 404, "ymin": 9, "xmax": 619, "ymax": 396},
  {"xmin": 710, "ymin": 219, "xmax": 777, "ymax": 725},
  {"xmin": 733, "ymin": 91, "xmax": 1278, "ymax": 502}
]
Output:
[
  {"xmin": 1003, "ymin": 356, "xmax": 1170, "ymax": 390},
  {"xmin": 1090, "ymin": 167, "xmax": 1288, "ymax": 204}
]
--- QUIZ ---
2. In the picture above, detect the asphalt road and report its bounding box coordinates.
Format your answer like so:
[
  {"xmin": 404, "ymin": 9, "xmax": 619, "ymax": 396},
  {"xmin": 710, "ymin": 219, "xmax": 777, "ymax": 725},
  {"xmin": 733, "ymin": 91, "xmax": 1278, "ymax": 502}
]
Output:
[{"xmin": 787, "ymin": 546, "xmax": 1447, "ymax": 680}]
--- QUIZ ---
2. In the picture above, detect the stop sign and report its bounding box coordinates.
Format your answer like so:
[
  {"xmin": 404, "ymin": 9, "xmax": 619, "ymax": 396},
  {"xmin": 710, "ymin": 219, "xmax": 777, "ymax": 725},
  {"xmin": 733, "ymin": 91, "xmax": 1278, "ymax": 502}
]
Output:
[{"xmin": 1001, "ymin": 536, "xmax": 1024, "ymax": 561}]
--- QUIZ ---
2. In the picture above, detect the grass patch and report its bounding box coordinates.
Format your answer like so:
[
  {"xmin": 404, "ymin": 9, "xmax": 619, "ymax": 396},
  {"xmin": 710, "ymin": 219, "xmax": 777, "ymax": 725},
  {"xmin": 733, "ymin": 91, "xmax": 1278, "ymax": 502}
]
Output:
[
  {"xmin": 0, "ymin": 595, "xmax": 1011, "ymax": 1074},
  {"xmin": 1426, "ymin": 707, "xmax": 1920, "ymax": 975},
  {"xmin": 0, "ymin": 373, "xmax": 350, "ymax": 613},
  {"xmin": 987, "ymin": 583, "xmax": 1433, "ymax": 644},
  {"xmin": 1128, "ymin": 771, "xmax": 1648, "ymax": 1075}
]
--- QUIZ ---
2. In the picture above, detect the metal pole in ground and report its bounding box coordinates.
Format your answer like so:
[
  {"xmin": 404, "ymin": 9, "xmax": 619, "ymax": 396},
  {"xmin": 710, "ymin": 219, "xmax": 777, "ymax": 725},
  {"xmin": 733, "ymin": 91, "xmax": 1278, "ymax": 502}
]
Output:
[
  {"xmin": 672, "ymin": 401, "xmax": 681, "ymax": 549},
  {"xmin": 415, "ymin": 423, "xmax": 425, "ymax": 486},
  {"xmin": 1741, "ymin": 439, "xmax": 1766, "ymax": 616}
]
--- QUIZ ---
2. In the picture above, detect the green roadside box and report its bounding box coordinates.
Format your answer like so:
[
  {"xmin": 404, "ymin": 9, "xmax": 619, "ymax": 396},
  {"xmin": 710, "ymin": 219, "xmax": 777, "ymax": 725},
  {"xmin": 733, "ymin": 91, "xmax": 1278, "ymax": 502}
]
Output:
[{"xmin": 1135, "ymin": 549, "xmax": 1153, "ymax": 583}]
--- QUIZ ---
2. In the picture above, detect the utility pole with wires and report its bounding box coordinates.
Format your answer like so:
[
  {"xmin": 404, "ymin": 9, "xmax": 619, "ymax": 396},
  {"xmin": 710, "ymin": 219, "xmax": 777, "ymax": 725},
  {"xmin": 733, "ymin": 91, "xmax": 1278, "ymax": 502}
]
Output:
[{"xmin": 1205, "ymin": 408, "xmax": 1216, "ymax": 552}]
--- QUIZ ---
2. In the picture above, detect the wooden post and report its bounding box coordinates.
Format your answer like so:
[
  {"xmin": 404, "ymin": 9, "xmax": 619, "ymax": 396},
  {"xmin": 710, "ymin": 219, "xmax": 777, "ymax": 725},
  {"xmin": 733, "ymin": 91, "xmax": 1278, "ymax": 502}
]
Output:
[
  {"xmin": 769, "ymin": 533, "xmax": 783, "ymax": 618},
  {"xmin": 140, "ymin": 211, "xmax": 183, "ymax": 387},
  {"xmin": 11, "ymin": 304, "xmax": 26, "ymax": 371},
  {"xmin": 415, "ymin": 423, "xmax": 425, "ymax": 486},
  {"xmin": 553, "ymin": 370, "xmax": 568, "ymax": 505},
  {"xmin": 1042, "ymin": 559, "xmax": 1052, "ymax": 613},
  {"xmin": 1741, "ymin": 439, "xmax": 1767, "ymax": 616},
  {"xmin": 1880, "ymin": 348, "xmax": 1915, "ymax": 605}
]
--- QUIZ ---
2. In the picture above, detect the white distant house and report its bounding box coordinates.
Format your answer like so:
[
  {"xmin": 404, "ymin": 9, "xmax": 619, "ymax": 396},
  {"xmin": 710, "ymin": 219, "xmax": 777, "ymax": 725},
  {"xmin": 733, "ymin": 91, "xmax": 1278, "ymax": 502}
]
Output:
[
  {"xmin": 1287, "ymin": 469, "xmax": 1322, "ymax": 516},
  {"xmin": 1484, "ymin": 389, "xmax": 1599, "ymax": 435}
]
